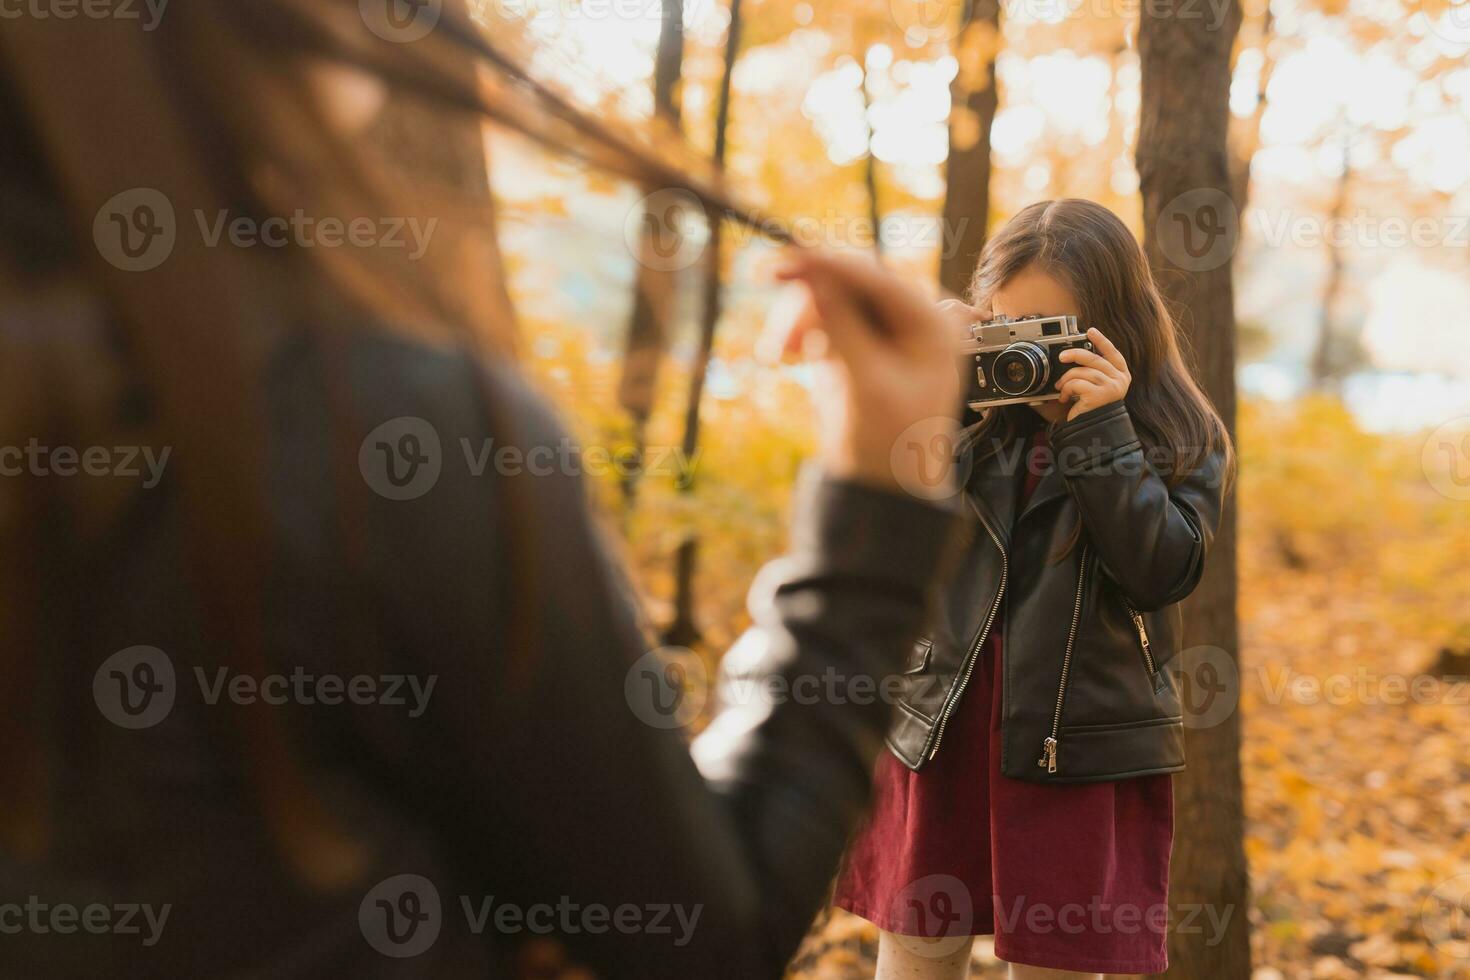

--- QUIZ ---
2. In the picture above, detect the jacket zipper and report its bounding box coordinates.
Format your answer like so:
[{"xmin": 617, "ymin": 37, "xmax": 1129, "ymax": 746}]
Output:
[
  {"xmin": 1038, "ymin": 544, "xmax": 1090, "ymax": 775},
  {"xmin": 1126, "ymin": 604, "xmax": 1158, "ymax": 677},
  {"xmin": 927, "ymin": 503, "xmax": 1008, "ymax": 761}
]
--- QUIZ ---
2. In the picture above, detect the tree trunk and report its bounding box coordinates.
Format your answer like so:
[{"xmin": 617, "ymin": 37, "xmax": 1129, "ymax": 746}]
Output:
[
  {"xmin": 618, "ymin": 0, "xmax": 685, "ymax": 506},
  {"xmin": 1136, "ymin": 1, "xmax": 1251, "ymax": 977},
  {"xmin": 1310, "ymin": 145, "xmax": 1351, "ymax": 389},
  {"xmin": 861, "ymin": 42, "xmax": 884, "ymax": 257},
  {"xmin": 665, "ymin": 0, "xmax": 742, "ymax": 648},
  {"xmin": 938, "ymin": 0, "xmax": 1001, "ymax": 298}
]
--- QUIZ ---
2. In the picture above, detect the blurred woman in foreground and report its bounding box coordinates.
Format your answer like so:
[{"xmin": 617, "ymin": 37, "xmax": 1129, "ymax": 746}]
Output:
[{"xmin": 0, "ymin": 3, "xmax": 962, "ymax": 977}]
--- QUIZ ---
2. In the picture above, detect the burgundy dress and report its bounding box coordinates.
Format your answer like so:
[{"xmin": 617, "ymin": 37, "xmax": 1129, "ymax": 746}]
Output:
[{"xmin": 835, "ymin": 433, "xmax": 1173, "ymax": 976}]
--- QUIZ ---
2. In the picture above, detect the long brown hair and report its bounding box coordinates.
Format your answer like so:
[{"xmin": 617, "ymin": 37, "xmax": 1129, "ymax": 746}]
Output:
[
  {"xmin": 967, "ymin": 199, "xmax": 1234, "ymax": 491},
  {"xmin": 0, "ymin": 2, "xmax": 715, "ymax": 887}
]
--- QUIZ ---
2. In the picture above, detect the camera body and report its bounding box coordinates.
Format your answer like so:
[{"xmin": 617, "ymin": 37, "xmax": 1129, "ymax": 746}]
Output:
[{"xmin": 961, "ymin": 314, "xmax": 1092, "ymax": 410}]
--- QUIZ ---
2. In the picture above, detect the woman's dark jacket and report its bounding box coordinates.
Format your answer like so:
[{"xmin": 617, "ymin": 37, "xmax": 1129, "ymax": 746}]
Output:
[
  {"xmin": 8, "ymin": 325, "xmax": 959, "ymax": 979},
  {"xmin": 885, "ymin": 402, "xmax": 1227, "ymax": 782}
]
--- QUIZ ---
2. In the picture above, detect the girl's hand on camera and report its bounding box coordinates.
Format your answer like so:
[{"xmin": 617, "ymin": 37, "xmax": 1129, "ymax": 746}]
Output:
[
  {"xmin": 937, "ymin": 298, "xmax": 990, "ymax": 324},
  {"xmin": 764, "ymin": 249, "xmax": 963, "ymax": 497},
  {"xmin": 1056, "ymin": 327, "xmax": 1130, "ymax": 421}
]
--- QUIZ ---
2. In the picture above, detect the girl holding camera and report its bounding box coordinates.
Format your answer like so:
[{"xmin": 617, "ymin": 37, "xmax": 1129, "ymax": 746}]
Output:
[{"xmin": 835, "ymin": 199, "xmax": 1233, "ymax": 980}]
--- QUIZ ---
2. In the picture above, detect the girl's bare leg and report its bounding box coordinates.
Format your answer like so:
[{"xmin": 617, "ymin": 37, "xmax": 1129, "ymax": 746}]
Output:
[
  {"xmin": 1005, "ymin": 964, "xmax": 1103, "ymax": 980},
  {"xmin": 875, "ymin": 930, "xmax": 976, "ymax": 980}
]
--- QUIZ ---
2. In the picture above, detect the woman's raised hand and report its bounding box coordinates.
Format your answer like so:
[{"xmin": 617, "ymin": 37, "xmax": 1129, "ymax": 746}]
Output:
[{"xmin": 764, "ymin": 249, "xmax": 965, "ymax": 499}]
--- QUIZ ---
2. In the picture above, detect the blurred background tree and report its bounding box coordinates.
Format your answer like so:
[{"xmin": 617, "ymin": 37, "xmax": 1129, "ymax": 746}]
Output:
[
  {"xmin": 1136, "ymin": 0, "xmax": 1249, "ymax": 973},
  {"xmin": 939, "ymin": 0, "xmax": 1002, "ymax": 296}
]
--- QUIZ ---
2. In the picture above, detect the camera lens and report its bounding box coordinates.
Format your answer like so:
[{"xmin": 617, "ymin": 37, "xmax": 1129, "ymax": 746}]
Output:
[{"xmin": 993, "ymin": 342, "xmax": 1049, "ymax": 397}]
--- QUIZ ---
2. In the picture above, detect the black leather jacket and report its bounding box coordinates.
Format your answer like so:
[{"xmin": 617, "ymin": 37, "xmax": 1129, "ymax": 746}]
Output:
[
  {"xmin": 8, "ymin": 323, "xmax": 960, "ymax": 980},
  {"xmin": 885, "ymin": 401, "xmax": 1226, "ymax": 783}
]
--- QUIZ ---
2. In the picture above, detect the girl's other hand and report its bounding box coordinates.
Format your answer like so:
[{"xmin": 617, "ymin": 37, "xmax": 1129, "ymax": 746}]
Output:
[
  {"xmin": 1056, "ymin": 327, "xmax": 1131, "ymax": 421},
  {"xmin": 937, "ymin": 298, "xmax": 990, "ymax": 324},
  {"xmin": 765, "ymin": 249, "xmax": 964, "ymax": 498}
]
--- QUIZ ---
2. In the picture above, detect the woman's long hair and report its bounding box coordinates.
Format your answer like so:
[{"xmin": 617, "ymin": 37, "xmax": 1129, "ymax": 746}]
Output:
[
  {"xmin": 0, "ymin": 1, "xmax": 717, "ymax": 888},
  {"xmin": 967, "ymin": 199, "xmax": 1235, "ymax": 493}
]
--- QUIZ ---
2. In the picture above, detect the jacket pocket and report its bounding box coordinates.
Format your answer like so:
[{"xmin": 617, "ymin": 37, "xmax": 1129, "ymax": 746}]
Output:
[
  {"xmin": 905, "ymin": 636, "xmax": 934, "ymax": 674},
  {"xmin": 1124, "ymin": 603, "xmax": 1169, "ymax": 695}
]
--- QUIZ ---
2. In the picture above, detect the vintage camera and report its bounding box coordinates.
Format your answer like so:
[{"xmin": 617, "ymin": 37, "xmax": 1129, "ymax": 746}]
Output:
[{"xmin": 961, "ymin": 314, "xmax": 1092, "ymax": 409}]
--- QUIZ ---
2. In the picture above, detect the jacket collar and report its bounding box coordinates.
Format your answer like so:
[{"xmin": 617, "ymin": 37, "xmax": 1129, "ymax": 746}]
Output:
[
  {"xmin": 1017, "ymin": 448, "xmax": 1069, "ymax": 522},
  {"xmin": 961, "ymin": 413, "xmax": 1071, "ymax": 536}
]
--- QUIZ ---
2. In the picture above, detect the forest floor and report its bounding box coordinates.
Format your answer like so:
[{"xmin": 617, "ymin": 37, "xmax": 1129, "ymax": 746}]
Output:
[{"xmin": 784, "ymin": 551, "xmax": 1470, "ymax": 979}]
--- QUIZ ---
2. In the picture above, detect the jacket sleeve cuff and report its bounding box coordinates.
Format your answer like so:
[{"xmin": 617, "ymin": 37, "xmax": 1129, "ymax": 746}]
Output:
[
  {"xmin": 1050, "ymin": 402, "xmax": 1144, "ymax": 477},
  {"xmin": 789, "ymin": 465, "xmax": 962, "ymax": 585}
]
